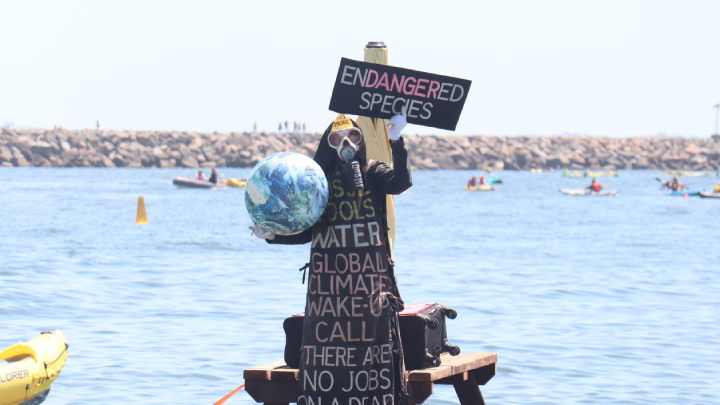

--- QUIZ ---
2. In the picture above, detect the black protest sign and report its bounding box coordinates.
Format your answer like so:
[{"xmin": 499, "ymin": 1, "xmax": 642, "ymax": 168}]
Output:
[{"xmin": 329, "ymin": 58, "xmax": 472, "ymax": 131}]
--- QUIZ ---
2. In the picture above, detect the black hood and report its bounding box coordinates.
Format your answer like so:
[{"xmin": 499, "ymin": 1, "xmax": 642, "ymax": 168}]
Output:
[{"xmin": 313, "ymin": 118, "xmax": 367, "ymax": 176}]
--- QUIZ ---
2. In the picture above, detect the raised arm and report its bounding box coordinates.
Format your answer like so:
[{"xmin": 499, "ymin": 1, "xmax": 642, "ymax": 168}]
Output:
[
  {"xmin": 371, "ymin": 137, "xmax": 413, "ymax": 195},
  {"xmin": 249, "ymin": 222, "xmax": 312, "ymax": 245}
]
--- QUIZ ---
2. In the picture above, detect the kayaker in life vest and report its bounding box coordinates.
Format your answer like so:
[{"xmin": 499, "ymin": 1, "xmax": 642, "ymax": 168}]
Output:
[
  {"xmin": 670, "ymin": 175, "xmax": 684, "ymax": 191},
  {"xmin": 587, "ymin": 178, "xmax": 602, "ymax": 193},
  {"xmin": 250, "ymin": 110, "xmax": 412, "ymax": 405},
  {"xmin": 468, "ymin": 175, "xmax": 477, "ymax": 188}
]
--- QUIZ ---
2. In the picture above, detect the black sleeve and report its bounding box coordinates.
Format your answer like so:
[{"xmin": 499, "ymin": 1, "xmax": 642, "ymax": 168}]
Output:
[
  {"xmin": 266, "ymin": 227, "xmax": 312, "ymax": 245},
  {"xmin": 369, "ymin": 137, "xmax": 413, "ymax": 195}
]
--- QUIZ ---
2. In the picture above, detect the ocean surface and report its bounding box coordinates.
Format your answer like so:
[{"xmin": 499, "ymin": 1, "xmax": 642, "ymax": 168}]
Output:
[{"xmin": 1, "ymin": 168, "xmax": 719, "ymax": 405}]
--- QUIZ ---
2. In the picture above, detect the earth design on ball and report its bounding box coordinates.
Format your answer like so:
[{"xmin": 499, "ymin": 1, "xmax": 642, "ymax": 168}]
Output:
[{"xmin": 245, "ymin": 152, "xmax": 329, "ymax": 235}]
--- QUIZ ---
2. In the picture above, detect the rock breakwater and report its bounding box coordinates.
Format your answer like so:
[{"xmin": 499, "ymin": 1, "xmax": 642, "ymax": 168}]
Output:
[{"xmin": 1, "ymin": 128, "xmax": 718, "ymax": 171}]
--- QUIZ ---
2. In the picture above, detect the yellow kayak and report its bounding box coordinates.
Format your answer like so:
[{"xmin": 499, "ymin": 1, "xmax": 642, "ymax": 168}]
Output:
[
  {"xmin": 586, "ymin": 170, "xmax": 620, "ymax": 178},
  {"xmin": 562, "ymin": 170, "xmax": 584, "ymax": 178},
  {"xmin": 223, "ymin": 178, "xmax": 247, "ymax": 188},
  {"xmin": 0, "ymin": 330, "xmax": 68, "ymax": 405},
  {"xmin": 564, "ymin": 170, "xmax": 620, "ymax": 178},
  {"xmin": 664, "ymin": 170, "xmax": 712, "ymax": 177}
]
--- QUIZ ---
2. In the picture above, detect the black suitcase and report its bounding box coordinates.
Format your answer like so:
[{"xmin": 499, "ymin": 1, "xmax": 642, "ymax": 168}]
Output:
[
  {"xmin": 398, "ymin": 302, "xmax": 460, "ymax": 370},
  {"xmin": 282, "ymin": 302, "xmax": 460, "ymax": 370}
]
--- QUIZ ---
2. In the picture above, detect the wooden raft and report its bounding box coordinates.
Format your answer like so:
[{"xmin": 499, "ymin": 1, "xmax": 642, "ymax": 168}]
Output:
[{"xmin": 243, "ymin": 352, "xmax": 497, "ymax": 405}]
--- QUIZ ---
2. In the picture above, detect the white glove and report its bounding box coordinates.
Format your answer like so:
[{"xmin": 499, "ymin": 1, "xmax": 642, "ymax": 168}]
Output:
[
  {"xmin": 249, "ymin": 222, "xmax": 275, "ymax": 240},
  {"xmin": 386, "ymin": 106, "xmax": 407, "ymax": 141}
]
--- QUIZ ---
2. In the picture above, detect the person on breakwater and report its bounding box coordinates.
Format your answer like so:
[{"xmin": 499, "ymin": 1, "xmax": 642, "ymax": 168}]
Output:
[{"xmin": 251, "ymin": 110, "xmax": 412, "ymax": 405}]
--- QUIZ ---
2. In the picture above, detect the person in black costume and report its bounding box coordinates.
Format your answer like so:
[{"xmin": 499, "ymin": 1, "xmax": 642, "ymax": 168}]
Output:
[{"xmin": 251, "ymin": 110, "xmax": 412, "ymax": 405}]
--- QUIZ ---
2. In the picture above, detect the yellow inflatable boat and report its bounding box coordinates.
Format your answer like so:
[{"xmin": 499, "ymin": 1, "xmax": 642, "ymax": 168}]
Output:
[
  {"xmin": 223, "ymin": 178, "xmax": 247, "ymax": 188},
  {"xmin": 0, "ymin": 330, "xmax": 68, "ymax": 405}
]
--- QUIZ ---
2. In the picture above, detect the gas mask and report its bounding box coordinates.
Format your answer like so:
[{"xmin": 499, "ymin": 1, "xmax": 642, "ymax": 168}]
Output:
[
  {"xmin": 327, "ymin": 127, "xmax": 364, "ymax": 191},
  {"xmin": 328, "ymin": 127, "xmax": 362, "ymax": 162}
]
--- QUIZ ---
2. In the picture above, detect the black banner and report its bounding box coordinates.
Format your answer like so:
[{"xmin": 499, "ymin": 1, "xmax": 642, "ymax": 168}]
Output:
[{"xmin": 329, "ymin": 58, "xmax": 472, "ymax": 131}]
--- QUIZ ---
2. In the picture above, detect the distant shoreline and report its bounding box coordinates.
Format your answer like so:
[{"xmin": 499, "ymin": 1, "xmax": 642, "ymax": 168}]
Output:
[{"xmin": 1, "ymin": 128, "xmax": 718, "ymax": 171}]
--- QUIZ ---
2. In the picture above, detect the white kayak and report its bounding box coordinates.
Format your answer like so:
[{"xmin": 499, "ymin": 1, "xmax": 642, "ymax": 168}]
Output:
[
  {"xmin": 172, "ymin": 177, "xmax": 228, "ymax": 189},
  {"xmin": 698, "ymin": 191, "xmax": 720, "ymax": 198},
  {"xmin": 560, "ymin": 189, "xmax": 619, "ymax": 196}
]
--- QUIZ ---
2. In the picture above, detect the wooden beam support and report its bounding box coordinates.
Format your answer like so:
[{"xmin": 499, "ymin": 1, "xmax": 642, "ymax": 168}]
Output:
[
  {"xmin": 245, "ymin": 379, "xmax": 298, "ymax": 404},
  {"xmin": 473, "ymin": 363, "xmax": 496, "ymax": 386},
  {"xmin": 407, "ymin": 381, "xmax": 433, "ymax": 404},
  {"xmin": 452, "ymin": 371, "xmax": 486, "ymax": 405}
]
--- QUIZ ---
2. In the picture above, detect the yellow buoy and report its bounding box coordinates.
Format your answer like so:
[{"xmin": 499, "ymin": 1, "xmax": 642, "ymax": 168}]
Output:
[{"xmin": 136, "ymin": 196, "xmax": 148, "ymax": 225}]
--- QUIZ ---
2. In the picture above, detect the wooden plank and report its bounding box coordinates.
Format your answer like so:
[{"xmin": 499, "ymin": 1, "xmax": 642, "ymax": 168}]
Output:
[
  {"xmin": 407, "ymin": 381, "xmax": 433, "ymax": 404},
  {"xmin": 452, "ymin": 371, "xmax": 486, "ymax": 405},
  {"xmin": 244, "ymin": 379, "xmax": 298, "ymax": 403},
  {"xmin": 244, "ymin": 360, "xmax": 288, "ymax": 380},
  {"xmin": 407, "ymin": 353, "xmax": 497, "ymax": 382}
]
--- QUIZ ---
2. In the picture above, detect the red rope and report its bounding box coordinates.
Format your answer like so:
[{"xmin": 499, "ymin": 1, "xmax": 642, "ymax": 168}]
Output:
[{"xmin": 213, "ymin": 384, "xmax": 245, "ymax": 405}]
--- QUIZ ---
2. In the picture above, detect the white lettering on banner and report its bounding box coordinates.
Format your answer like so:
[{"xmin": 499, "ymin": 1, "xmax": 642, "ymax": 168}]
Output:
[
  {"xmin": 437, "ymin": 82, "xmax": 453, "ymax": 101},
  {"xmin": 353, "ymin": 68, "xmax": 368, "ymax": 87},
  {"xmin": 312, "ymin": 223, "xmax": 382, "ymax": 250},
  {"xmin": 314, "ymin": 321, "xmax": 379, "ymax": 343},
  {"xmin": 341, "ymin": 66, "xmax": 356, "ymax": 85},
  {"xmin": 309, "ymin": 253, "xmax": 386, "ymax": 276},
  {"xmin": 359, "ymin": 92, "xmax": 371, "ymax": 110},
  {"xmin": 343, "ymin": 372, "xmax": 392, "ymax": 394},
  {"xmin": 450, "ymin": 84, "xmax": 464, "ymax": 102}
]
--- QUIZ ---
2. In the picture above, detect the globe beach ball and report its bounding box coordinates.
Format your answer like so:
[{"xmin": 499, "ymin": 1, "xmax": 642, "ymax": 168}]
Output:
[{"xmin": 245, "ymin": 152, "xmax": 329, "ymax": 235}]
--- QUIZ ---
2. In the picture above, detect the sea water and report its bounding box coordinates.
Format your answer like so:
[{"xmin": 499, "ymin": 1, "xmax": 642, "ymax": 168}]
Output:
[{"xmin": 1, "ymin": 168, "xmax": 718, "ymax": 405}]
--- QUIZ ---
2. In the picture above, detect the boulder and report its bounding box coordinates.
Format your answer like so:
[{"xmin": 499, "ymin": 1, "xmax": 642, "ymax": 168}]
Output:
[
  {"xmin": 61, "ymin": 150, "xmax": 80, "ymax": 166},
  {"xmin": 11, "ymin": 147, "xmax": 32, "ymax": 167},
  {"xmin": 181, "ymin": 157, "xmax": 199, "ymax": 168},
  {"xmin": 29, "ymin": 141, "xmax": 53, "ymax": 158},
  {"xmin": 100, "ymin": 154, "xmax": 116, "ymax": 168},
  {"xmin": 546, "ymin": 153, "xmax": 570, "ymax": 168},
  {"xmin": 0, "ymin": 146, "xmax": 12, "ymax": 162},
  {"xmin": 112, "ymin": 155, "xmax": 126, "ymax": 167},
  {"xmin": 11, "ymin": 135, "xmax": 30, "ymax": 148}
]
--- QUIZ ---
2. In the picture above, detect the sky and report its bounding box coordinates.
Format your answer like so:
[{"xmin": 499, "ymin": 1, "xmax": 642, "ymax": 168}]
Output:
[{"xmin": 1, "ymin": 0, "xmax": 719, "ymax": 137}]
